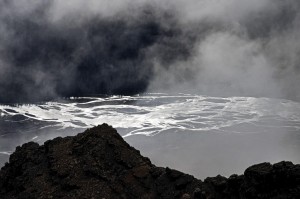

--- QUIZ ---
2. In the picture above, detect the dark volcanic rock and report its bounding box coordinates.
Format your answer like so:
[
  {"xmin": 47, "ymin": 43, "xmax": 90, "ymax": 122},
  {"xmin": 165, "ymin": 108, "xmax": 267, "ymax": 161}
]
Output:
[
  {"xmin": 201, "ymin": 162, "xmax": 300, "ymax": 199},
  {"xmin": 0, "ymin": 124, "xmax": 201, "ymax": 199},
  {"xmin": 0, "ymin": 124, "xmax": 299, "ymax": 199}
]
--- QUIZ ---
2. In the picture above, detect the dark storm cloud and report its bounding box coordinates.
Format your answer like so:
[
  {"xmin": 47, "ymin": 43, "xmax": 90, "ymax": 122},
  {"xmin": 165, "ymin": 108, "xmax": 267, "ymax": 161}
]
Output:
[
  {"xmin": 0, "ymin": 0, "xmax": 197, "ymax": 103},
  {"xmin": 0, "ymin": 0, "xmax": 300, "ymax": 103}
]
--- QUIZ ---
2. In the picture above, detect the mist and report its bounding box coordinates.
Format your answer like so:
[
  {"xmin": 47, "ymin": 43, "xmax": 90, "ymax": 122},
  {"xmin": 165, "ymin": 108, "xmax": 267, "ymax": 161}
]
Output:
[
  {"xmin": 148, "ymin": 0, "xmax": 300, "ymax": 100},
  {"xmin": 0, "ymin": 0, "xmax": 300, "ymax": 103}
]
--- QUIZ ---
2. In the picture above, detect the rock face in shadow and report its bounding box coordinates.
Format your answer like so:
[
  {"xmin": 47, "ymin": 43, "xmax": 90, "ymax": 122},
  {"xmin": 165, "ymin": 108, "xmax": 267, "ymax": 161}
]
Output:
[{"xmin": 0, "ymin": 124, "xmax": 299, "ymax": 199}]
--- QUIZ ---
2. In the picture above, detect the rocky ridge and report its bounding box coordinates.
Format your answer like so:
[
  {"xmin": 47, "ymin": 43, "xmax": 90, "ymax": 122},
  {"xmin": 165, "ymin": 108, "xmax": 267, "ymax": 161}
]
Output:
[{"xmin": 0, "ymin": 124, "xmax": 299, "ymax": 199}]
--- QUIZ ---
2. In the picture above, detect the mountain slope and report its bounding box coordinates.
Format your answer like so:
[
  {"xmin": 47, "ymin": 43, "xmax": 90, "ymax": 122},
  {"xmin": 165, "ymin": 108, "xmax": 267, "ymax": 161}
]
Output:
[{"xmin": 0, "ymin": 124, "xmax": 299, "ymax": 199}]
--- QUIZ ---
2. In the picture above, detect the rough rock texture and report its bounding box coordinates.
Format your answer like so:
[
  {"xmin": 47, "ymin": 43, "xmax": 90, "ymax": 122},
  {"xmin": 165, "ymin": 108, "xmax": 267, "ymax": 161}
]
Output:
[{"xmin": 0, "ymin": 124, "xmax": 299, "ymax": 199}]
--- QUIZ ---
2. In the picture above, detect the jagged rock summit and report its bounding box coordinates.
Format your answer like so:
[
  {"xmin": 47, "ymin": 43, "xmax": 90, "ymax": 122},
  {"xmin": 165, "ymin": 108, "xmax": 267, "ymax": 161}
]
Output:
[{"xmin": 0, "ymin": 124, "xmax": 299, "ymax": 199}]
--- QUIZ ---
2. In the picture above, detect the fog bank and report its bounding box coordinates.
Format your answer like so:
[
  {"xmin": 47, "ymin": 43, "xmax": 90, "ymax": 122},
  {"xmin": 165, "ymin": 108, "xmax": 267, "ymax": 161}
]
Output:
[{"xmin": 0, "ymin": 0, "xmax": 300, "ymax": 102}]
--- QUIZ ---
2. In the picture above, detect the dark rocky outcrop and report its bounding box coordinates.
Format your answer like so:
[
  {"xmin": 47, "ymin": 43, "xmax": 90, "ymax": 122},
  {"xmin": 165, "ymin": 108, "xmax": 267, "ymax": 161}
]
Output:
[{"xmin": 0, "ymin": 124, "xmax": 299, "ymax": 199}]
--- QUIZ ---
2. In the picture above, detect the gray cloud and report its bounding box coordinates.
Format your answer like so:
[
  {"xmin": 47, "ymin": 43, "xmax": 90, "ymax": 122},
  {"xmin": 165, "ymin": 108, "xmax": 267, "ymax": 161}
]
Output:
[
  {"xmin": 148, "ymin": 0, "xmax": 300, "ymax": 100},
  {"xmin": 0, "ymin": 0, "xmax": 300, "ymax": 102},
  {"xmin": 0, "ymin": 0, "xmax": 196, "ymax": 103}
]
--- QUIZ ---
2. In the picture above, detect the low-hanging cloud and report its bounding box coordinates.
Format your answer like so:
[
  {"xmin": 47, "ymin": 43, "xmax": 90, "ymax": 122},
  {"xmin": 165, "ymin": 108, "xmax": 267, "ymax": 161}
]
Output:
[
  {"xmin": 0, "ymin": 0, "xmax": 300, "ymax": 103},
  {"xmin": 0, "ymin": 0, "xmax": 197, "ymax": 103},
  {"xmin": 148, "ymin": 0, "xmax": 300, "ymax": 100}
]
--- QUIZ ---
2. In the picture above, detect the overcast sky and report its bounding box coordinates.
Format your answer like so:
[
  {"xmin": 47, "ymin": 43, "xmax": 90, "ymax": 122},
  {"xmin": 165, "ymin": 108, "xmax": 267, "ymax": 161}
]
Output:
[{"xmin": 0, "ymin": 0, "xmax": 299, "ymax": 102}]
